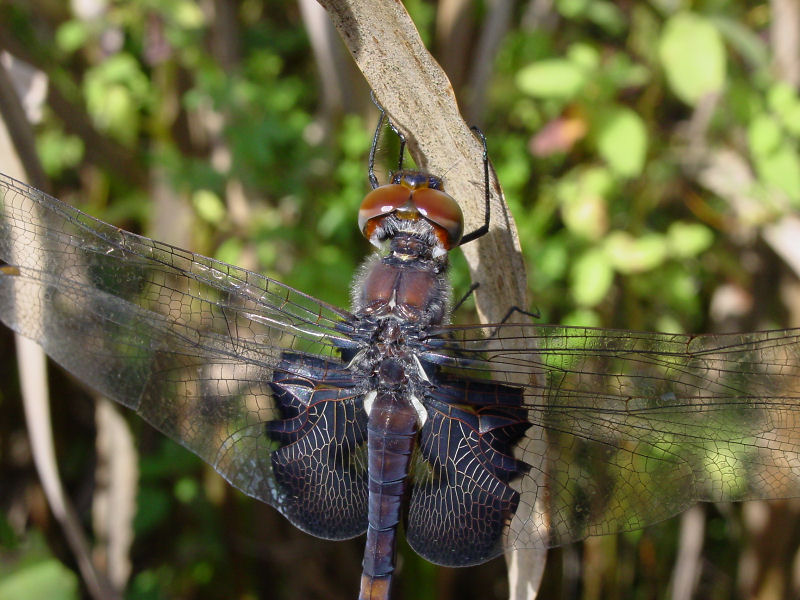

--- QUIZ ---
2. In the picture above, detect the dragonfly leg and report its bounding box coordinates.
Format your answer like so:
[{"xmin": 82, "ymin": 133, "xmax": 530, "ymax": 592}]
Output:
[
  {"xmin": 451, "ymin": 281, "xmax": 480, "ymax": 313},
  {"xmin": 458, "ymin": 126, "xmax": 491, "ymax": 246},
  {"xmin": 368, "ymin": 92, "xmax": 407, "ymax": 188}
]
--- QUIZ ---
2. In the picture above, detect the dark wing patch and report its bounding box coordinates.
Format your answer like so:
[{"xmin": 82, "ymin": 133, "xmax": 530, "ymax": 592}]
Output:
[
  {"xmin": 268, "ymin": 353, "xmax": 368, "ymax": 539},
  {"xmin": 406, "ymin": 376, "xmax": 530, "ymax": 566}
]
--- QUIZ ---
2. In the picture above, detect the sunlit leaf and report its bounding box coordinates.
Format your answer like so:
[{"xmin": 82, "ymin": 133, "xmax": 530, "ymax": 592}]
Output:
[
  {"xmin": 781, "ymin": 104, "xmax": 800, "ymax": 138},
  {"xmin": 752, "ymin": 142, "xmax": 800, "ymax": 204},
  {"xmin": 36, "ymin": 130, "xmax": 85, "ymax": 177},
  {"xmin": 658, "ymin": 12, "xmax": 726, "ymax": 106},
  {"xmin": 566, "ymin": 43, "xmax": 600, "ymax": 71},
  {"xmin": 748, "ymin": 114, "xmax": 782, "ymax": 156},
  {"xmin": 0, "ymin": 560, "xmax": 79, "ymax": 600},
  {"xmin": 570, "ymin": 248, "xmax": 614, "ymax": 306},
  {"xmin": 595, "ymin": 107, "xmax": 648, "ymax": 177},
  {"xmin": 767, "ymin": 83, "xmax": 800, "ymax": 138},
  {"xmin": 517, "ymin": 59, "xmax": 587, "ymax": 100},
  {"xmin": 173, "ymin": 0, "xmax": 206, "ymax": 28},
  {"xmin": 83, "ymin": 53, "xmax": 151, "ymax": 145},
  {"xmin": 192, "ymin": 190, "xmax": 227, "ymax": 225},
  {"xmin": 55, "ymin": 20, "xmax": 89, "ymax": 54},
  {"xmin": 558, "ymin": 166, "xmax": 611, "ymax": 240},
  {"xmin": 585, "ymin": 1, "xmax": 626, "ymax": 35},
  {"xmin": 556, "ymin": 0, "xmax": 591, "ymax": 18},
  {"xmin": 562, "ymin": 307, "xmax": 601, "ymax": 327},
  {"xmin": 767, "ymin": 82, "xmax": 798, "ymax": 116},
  {"xmin": 604, "ymin": 231, "xmax": 667, "ymax": 274},
  {"xmin": 214, "ymin": 238, "xmax": 244, "ymax": 267},
  {"xmin": 666, "ymin": 222, "xmax": 714, "ymax": 258}
]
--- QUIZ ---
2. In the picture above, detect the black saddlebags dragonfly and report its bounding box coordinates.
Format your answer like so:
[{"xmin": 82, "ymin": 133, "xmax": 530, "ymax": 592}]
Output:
[{"xmin": 1, "ymin": 122, "xmax": 800, "ymax": 600}]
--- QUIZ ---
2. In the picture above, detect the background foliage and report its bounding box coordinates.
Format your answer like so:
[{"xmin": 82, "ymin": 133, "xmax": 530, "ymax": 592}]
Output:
[{"xmin": 0, "ymin": 0, "xmax": 799, "ymax": 599}]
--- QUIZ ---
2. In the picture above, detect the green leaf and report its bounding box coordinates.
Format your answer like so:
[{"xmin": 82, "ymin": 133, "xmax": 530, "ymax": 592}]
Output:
[
  {"xmin": 562, "ymin": 308, "xmax": 602, "ymax": 327},
  {"xmin": 556, "ymin": 0, "xmax": 590, "ymax": 18},
  {"xmin": 767, "ymin": 82, "xmax": 797, "ymax": 116},
  {"xmin": 603, "ymin": 53, "xmax": 651, "ymax": 90},
  {"xmin": 0, "ymin": 513, "xmax": 18, "ymax": 549},
  {"xmin": 595, "ymin": 107, "xmax": 648, "ymax": 177},
  {"xmin": 216, "ymin": 237, "xmax": 244, "ymax": 266},
  {"xmin": 192, "ymin": 190, "xmax": 226, "ymax": 225},
  {"xmin": 174, "ymin": 477, "xmax": 199, "ymax": 503},
  {"xmin": 655, "ymin": 314, "xmax": 684, "ymax": 334},
  {"xmin": 55, "ymin": 20, "xmax": 89, "ymax": 54},
  {"xmin": 767, "ymin": 83, "xmax": 800, "ymax": 138},
  {"xmin": 666, "ymin": 222, "xmax": 714, "ymax": 258},
  {"xmin": 36, "ymin": 129, "xmax": 85, "ymax": 177},
  {"xmin": 586, "ymin": 1, "xmax": 626, "ymax": 35},
  {"xmin": 753, "ymin": 142, "xmax": 800, "ymax": 204},
  {"xmin": 516, "ymin": 59, "xmax": 587, "ymax": 100},
  {"xmin": 340, "ymin": 114, "xmax": 372, "ymax": 157},
  {"xmin": 570, "ymin": 248, "xmax": 614, "ymax": 306},
  {"xmin": 558, "ymin": 166, "xmax": 612, "ymax": 240},
  {"xmin": 0, "ymin": 560, "xmax": 79, "ymax": 600},
  {"xmin": 173, "ymin": 0, "xmax": 206, "ymax": 28},
  {"xmin": 748, "ymin": 114, "xmax": 782, "ymax": 156},
  {"xmin": 728, "ymin": 79, "xmax": 762, "ymax": 124},
  {"xmin": 537, "ymin": 237, "xmax": 570, "ymax": 282},
  {"xmin": 604, "ymin": 231, "xmax": 667, "ymax": 273},
  {"xmin": 83, "ymin": 53, "xmax": 151, "ymax": 145},
  {"xmin": 566, "ymin": 43, "xmax": 600, "ymax": 71},
  {"xmin": 781, "ymin": 103, "xmax": 800, "ymax": 138},
  {"xmin": 659, "ymin": 12, "xmax": 726, "ymax": 106}
]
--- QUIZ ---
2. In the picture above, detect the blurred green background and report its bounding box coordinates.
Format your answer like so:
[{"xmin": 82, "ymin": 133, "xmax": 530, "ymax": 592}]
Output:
[{"xmin": 0, "ymin": 0, "xmax": 799, "ymax": 599}]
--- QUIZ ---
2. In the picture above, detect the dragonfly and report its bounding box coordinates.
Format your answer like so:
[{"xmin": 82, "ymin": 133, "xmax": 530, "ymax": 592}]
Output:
[{"xmin": 1, "ymin": 117, "xmax": 800, "ymax": 600}]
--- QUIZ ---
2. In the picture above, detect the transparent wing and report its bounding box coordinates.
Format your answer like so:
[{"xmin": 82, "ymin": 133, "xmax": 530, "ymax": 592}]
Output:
[
  {"xmin": 419, "ymin": 323, "xmax": 800, "ymax": 557},
  {"xmin": 0, "ymin": 173, "xmax": 368, "ymax": 538}
]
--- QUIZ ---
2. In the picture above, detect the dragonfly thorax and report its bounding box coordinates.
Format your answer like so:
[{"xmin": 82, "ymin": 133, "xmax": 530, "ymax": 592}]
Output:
[{"xmin": 351, "ymin": 248, "xmax": 451, "ymax": 327}]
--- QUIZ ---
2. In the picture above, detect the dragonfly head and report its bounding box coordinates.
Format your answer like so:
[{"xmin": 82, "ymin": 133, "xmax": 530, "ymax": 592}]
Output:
[{"xmin": 358, "ymin": 170, "xmax": 464, "ymax": 251}]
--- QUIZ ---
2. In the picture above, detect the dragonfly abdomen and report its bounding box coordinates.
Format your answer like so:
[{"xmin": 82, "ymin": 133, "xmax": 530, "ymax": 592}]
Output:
[{"xmin": 360, "ymin": 364, "xmax": 421, "ymax": 600}]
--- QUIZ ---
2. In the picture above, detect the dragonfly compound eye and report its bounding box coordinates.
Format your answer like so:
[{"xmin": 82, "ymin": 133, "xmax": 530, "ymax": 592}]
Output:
[
  {"xmin": 410, "ymin": 187, "xmax": 464, "ymax": 250},
  {"xmin": 358, "ymin": 184, "xmax": 410, "ymax": 241},
  {"xmin": 358, "ymin": 179, "xmax": 464, "ymax": 249}
]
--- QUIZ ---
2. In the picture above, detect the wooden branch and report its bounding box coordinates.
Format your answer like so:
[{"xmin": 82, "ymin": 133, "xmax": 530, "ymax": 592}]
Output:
[{"xmin": 318, "ymin": 0, "xmax": 529, "ymax": 324}]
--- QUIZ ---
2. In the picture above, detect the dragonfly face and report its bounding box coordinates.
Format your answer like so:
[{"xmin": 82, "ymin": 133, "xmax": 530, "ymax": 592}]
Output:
[{"xmin": 1, "ymin": 155, "xmax": 800, "ymax": 599}]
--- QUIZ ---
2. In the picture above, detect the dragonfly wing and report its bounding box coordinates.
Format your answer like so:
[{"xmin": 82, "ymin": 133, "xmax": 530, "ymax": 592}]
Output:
[
  {"xmin": 0, "ymin": 172, "xmax": 355, "ymax": 349},
  {"xmin": 0, "ymin": 173, "xmax": 368, "ymax": 539},
  {"xmin": 268, "ymin": 353, "xmax": 368, "ymax": 539},
  {"xmin": 424, "ymin": 323, "xmax": 800, "ymax": 551}
]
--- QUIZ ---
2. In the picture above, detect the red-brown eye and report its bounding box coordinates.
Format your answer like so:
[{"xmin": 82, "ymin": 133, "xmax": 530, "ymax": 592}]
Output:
[
  {"xmin": 358, "ymin": 177, "xmax": 464, "ymax": 249},
  {"xmin": 412, "ymin": 188, "xmax": 464, "ymax": 249},
  {"xmin": 358, "ymin": 184, "xmax": 410, "ymax": 238}
]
